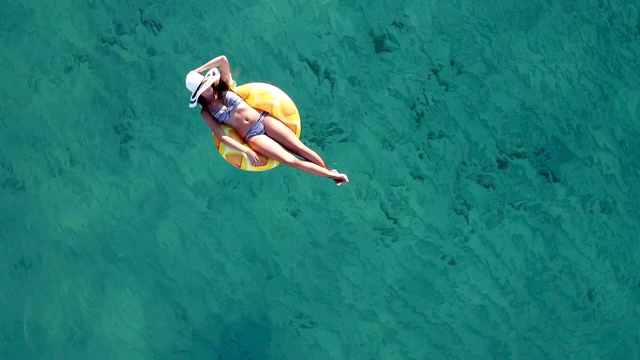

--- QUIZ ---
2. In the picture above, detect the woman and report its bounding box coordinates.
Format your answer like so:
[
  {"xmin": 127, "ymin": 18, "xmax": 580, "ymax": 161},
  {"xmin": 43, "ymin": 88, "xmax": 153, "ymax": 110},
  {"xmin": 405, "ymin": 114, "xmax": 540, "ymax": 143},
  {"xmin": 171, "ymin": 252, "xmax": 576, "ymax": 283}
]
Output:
[{"xmin": 186, "ymin": 55, "xmax": 349, "ymax": 186}]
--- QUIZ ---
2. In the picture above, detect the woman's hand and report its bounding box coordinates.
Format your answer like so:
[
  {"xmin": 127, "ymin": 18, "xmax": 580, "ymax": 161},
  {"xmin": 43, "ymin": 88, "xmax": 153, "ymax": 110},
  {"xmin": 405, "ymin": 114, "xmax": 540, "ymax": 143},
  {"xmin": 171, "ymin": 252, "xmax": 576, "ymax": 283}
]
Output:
[
  {"xmin": 244, "ymin": 149, "xmax": 264, "ymax": 167},
  {"xmin": 193, "ymin": 56, "xmax": 232, "ymax": 86},
  {"xmin": 194, "ymin": 55, "xmax": 229, "ymax": 74}
]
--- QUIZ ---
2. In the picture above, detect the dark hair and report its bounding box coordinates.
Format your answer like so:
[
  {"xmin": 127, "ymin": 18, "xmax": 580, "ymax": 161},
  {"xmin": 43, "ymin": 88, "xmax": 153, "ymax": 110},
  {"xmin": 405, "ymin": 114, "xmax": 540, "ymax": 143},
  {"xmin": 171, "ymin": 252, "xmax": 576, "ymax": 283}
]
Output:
[
  {"xmin": 197, "ymin": 80, "xmax": 231, "ymax": 108},
  {"xmin": 212, "ymin": 79, "xmax": 231, "ymax": 94}
]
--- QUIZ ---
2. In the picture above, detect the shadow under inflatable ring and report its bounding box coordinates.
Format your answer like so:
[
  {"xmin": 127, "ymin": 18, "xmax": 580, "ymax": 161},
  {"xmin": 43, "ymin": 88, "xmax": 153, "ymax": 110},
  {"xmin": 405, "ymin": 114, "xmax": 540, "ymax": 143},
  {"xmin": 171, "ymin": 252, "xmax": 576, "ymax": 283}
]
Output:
[{"xmin": 212, "ymin": 82, "xmax": 301, "ymax": 172}]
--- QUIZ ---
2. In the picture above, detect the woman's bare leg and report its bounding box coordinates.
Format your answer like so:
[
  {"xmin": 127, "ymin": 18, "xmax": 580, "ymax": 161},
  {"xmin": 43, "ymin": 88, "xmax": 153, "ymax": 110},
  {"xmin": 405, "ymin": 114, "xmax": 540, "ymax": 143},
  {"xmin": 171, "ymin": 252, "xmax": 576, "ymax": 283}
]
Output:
[
  {"xmin": 263, "ymin": 116, "xmax": 329, "ymax": 168},
  {"xmin": 247, "ymin": 134, "xmax": 349, "ymax": 185}
]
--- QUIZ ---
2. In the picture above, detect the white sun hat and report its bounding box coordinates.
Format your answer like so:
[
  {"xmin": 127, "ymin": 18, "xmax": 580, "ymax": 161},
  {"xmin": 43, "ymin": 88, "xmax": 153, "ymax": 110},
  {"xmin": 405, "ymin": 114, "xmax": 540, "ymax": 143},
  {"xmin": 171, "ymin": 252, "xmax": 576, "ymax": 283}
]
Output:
[{"xmin": 186, "ymin": 68, "xmax": 220, "ymax": 108}]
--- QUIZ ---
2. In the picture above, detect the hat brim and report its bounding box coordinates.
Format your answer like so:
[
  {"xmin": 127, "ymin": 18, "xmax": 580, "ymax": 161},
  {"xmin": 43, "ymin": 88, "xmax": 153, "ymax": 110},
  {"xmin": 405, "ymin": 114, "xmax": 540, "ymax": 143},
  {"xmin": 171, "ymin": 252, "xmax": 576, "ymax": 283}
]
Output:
[{"xmin": 189, "ymin": 69, "xmax": 220, "ymax": 108}]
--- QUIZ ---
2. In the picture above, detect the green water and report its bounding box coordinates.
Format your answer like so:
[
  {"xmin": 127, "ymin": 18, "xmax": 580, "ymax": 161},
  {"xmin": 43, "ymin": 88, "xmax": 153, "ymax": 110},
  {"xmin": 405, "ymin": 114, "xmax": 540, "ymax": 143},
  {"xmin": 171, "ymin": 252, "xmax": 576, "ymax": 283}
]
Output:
[{"xmin": 1, "ymin": 0, "xmax": 639, "ymax": 359}]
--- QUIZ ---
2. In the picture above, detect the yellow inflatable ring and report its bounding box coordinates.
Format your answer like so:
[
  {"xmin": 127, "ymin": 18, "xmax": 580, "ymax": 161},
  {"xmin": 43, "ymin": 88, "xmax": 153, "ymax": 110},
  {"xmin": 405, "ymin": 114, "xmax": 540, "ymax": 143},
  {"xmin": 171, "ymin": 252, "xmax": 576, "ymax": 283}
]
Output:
[{"xmin": 211, "ymin": 82, "xmax": 301, "ymax": 171}]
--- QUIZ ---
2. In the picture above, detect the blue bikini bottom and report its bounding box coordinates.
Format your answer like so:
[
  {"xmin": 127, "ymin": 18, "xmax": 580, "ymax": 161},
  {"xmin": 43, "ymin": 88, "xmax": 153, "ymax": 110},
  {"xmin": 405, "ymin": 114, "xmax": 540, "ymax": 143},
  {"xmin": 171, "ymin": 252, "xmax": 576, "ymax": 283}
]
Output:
[{"xmin": 243, "ymin": 112, "xmax": 267, "ymax": 142}]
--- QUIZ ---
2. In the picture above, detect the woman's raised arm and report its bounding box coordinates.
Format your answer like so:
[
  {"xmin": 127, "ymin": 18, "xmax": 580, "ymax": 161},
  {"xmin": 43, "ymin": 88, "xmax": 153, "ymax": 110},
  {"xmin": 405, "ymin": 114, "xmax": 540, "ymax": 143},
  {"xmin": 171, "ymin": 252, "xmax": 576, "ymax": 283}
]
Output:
[{"xmin": 193, "ymin": 55, "xmax": 233, "ymax": 86}]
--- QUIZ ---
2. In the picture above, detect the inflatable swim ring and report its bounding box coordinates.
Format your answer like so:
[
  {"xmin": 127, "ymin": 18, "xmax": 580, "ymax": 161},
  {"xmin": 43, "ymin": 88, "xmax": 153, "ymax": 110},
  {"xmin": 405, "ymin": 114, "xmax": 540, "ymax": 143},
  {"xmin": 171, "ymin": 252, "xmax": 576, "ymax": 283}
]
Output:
[{"xmin": 212, "ymin": 82, "xmax": 301, "ymax": 172}]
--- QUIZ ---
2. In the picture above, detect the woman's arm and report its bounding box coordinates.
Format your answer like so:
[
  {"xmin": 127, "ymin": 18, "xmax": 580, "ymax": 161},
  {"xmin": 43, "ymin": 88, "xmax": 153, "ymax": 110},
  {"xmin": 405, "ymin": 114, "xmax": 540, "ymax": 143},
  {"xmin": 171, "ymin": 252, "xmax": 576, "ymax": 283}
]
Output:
[
  {"xmin": 194, "ymin": 55, "xmax": 233, "ymax": 86},
  {"xmin": 200, "ymin": 109, "xmax": 252, "ymax": 155}
]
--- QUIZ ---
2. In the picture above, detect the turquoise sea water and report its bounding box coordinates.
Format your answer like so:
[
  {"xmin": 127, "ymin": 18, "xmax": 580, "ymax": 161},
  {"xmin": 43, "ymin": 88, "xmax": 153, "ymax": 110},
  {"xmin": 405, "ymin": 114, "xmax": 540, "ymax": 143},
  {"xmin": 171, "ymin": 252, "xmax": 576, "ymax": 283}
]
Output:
[{"xmin": 1, "ymin": 0, "xmax": 639, "ymax": 359}]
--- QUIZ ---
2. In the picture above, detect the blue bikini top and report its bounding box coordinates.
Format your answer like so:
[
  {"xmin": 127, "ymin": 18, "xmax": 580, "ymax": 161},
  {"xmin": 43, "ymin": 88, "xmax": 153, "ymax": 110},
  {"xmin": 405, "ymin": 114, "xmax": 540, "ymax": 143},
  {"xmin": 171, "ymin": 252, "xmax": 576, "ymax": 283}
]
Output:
[{"xmin": 208, "ymin": 91, "xmax": 243, "ymax": 125}]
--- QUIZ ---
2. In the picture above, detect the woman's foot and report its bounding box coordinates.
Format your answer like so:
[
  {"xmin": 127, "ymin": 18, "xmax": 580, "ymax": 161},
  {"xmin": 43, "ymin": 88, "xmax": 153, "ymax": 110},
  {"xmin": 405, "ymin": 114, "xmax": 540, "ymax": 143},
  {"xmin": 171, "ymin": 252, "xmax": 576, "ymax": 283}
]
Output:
[{"xmin": 330, "ymin": 170, "xmax": 349, "ymax": 186}]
